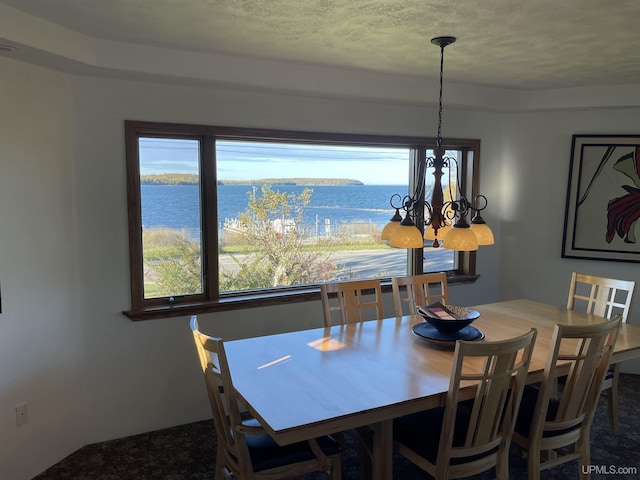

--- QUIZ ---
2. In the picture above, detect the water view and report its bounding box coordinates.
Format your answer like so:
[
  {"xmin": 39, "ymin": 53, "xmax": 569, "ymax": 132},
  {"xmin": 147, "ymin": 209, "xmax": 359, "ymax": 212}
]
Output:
[
  {"xmin": 141, "ymin": 183, "xmax": 406, "ymax": 240},
  {"xmin": 138, "ymin": 138, "xmax": 455, "ymax": 298}
]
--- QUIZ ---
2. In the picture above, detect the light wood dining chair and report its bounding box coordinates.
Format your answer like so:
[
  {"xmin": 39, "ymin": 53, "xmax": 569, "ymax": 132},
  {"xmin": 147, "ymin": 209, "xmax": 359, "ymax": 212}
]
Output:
[
  {"xmin": 392, "ymin": 329, "xmax": 538, "ymax": 480},
  {"xmin": 512, "ymin": 317, "xmax": 621, "ymax": 480},
  {"xmin": 190, "ymin": 316, "xmax": 342, "ymax": 480},
  {"xmin": 566, "ymin": 272, "xmax": 635, "ymax": 433},
  {"xmin": 391, "ymin": 272, "xmax": 449, "ymax": 317},
  {"xmin": 320, "ymin": 279, "xmax": 384, "ymax": 327},
  {"xmin": 567, "ymin": 272, "xmax": 635, "ymax": 321}
]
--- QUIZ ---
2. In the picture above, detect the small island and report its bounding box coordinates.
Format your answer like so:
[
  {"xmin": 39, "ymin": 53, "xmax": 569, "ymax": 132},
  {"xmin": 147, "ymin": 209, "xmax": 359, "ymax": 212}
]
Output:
[
  {"xmin": 140, "ymin": 174, "xmax": 198, "ymax": 185},
  {"xmin": 141, "ymin": 174, "xmax": 363, "ymax": 186},
  {"xmin": 219, "ymin": 178, "xmax": 363, "ymax": 186}
]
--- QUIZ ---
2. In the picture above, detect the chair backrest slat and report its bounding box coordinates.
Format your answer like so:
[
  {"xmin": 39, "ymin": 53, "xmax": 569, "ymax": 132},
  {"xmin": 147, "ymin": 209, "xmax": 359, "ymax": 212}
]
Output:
[
  {"xmin": 392, "ymin": 273, "xmax": 449, "ymax": 317},
  {"xmin": 567, "ymin": 272, "xmax": 635, "ymax": 323},
  {"xmin": 437, "ymin": 329, "xmax": 537, "ymax": 478},
  {"xmin": 320, "ymin": 279, "xmax": 383, "ymax": 326},
  {"xmin": 532, "ymin": 317, "xmax": 621, "ymax": 440}
]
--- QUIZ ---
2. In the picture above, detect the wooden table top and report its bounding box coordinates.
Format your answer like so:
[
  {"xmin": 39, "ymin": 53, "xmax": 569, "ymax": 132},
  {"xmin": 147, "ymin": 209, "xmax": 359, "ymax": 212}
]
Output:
[{"xmin": 224, "ymin": 299, "xmax": 640, "ymax": 446}]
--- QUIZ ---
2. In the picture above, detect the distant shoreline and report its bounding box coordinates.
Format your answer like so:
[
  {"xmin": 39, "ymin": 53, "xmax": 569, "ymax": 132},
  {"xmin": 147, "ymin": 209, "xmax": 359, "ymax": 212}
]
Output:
[
  {"xmin": 219, "ymin": 178, "xmax": 364, "ymax": 186},
  {"xmin": 140, "ymin": 174, "xmax": 364, "ymax": 186}
]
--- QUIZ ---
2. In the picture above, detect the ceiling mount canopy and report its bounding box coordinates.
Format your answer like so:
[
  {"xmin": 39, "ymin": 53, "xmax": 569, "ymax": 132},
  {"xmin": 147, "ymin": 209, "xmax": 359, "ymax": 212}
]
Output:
[
  {"xmin": 430, "ymin": 36, "xmax": 456, "ymax": 49},
  {"xmin": 383, "ymin": 36, "xmax": 494, "ymax": 251}
]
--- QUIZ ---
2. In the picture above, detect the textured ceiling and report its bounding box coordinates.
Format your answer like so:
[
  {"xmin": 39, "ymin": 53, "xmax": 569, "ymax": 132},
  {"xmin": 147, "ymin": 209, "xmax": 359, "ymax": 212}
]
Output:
[{"xmin": 2, "ymin": 0, "xmax": 640, "ymax": 90}]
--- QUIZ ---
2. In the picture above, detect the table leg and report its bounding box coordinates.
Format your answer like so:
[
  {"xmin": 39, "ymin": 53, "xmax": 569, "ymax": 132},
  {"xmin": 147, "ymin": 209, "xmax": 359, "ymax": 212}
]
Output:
[{"xmin": 371, "ymin": 420, "xmax": 393, "ymax": 480}]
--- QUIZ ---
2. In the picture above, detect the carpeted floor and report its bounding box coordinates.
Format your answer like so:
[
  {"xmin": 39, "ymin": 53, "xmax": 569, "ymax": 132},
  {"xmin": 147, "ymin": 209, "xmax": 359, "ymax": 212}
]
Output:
[{"xmin": 34, "ymin": 374, "xmax": 640, "ymax": 479}]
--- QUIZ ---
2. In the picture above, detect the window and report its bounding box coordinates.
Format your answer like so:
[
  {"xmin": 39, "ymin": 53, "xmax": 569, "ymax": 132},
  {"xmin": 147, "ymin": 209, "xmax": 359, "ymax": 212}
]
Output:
[{"xmin": 124, "ymin": 121, "xmax": 481, "ymax": 320}]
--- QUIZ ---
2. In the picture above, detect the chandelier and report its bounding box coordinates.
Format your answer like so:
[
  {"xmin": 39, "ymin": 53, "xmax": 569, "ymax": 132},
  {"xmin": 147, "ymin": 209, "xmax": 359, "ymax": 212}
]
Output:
[{"xmin": 381, "ymin": 36, "xmax": 494, "ymax": 251}]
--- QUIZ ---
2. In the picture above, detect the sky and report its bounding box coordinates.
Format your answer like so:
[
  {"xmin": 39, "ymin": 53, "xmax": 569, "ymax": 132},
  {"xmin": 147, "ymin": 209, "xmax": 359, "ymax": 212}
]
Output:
[{"xmin": 138, "ymin": 138, "xmax": 410, "ymax": 185}]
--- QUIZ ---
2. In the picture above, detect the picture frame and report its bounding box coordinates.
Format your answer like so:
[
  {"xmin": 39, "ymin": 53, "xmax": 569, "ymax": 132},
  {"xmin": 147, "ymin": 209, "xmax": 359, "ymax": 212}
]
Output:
[{"xmin": 562, "ymin": 134, "xmax": 640, "ymax": 263}]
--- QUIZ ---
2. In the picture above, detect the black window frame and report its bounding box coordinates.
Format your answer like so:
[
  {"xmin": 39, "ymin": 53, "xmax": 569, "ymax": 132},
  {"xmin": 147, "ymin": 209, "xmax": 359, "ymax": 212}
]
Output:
[{"xmin": 123, "ymin": 121, "xmax": 481, "ymax": 320}]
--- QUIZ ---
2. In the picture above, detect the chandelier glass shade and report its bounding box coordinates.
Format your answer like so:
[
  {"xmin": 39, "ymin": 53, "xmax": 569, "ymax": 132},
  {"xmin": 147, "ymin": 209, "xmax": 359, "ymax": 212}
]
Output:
[
  {"xmin": 389, "ymin": 214, "xmax": 424, "ymax": 248},
  {"xmin": 383, "ymin": 36, "xmax": 493, "ymax": 251},
  {"xmin": 380, "ymin": 208, "xmax": 402, "ymax": 241},
  {"xmin": 470, "ymin": 212, "xmax": 495, "ymax": 246},
  {"xmin": 442, "ymin": 217, "xmax": 478, "ymax": 251}
]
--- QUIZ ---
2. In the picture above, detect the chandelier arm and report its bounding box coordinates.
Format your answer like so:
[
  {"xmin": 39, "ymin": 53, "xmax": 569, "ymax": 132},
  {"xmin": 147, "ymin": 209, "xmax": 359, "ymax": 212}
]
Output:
[
  {"xmin": 402, "ymin": 195, "xmax": 417, "ymax": 215},
  {"xmin": 469, "ymin": 194, "xmax": 489, "ymax": 213},
  {"xmin": 441, "ymin": 200, "xmax": 457, "ymax": 219},
  {"xmin": 460, "ymin": 197, "xmax": 472, "ymax": 216},
  {"xmin": 388, "ymin": 193, "xmax": 404, "ymax": 210},
  {"xmin": 441, "ymin": 202, "xmax": 457, "ymax": 224},
  {"xmin": 446, "ymin": 156, "xmax": 457, "ymax": 207},
  {"xmin": 423, "ymin": 201, "xmax": 434, "ymax": 225}
]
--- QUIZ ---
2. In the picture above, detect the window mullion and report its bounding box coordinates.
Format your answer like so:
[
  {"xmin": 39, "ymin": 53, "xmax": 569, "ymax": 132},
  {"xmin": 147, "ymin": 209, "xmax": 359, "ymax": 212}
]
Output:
[
  {"xmin": 408, "ymin": 146, "xmax": 426, "ymax": 274},
  {"xmin": 125, "ymin": 127, "xmax": 145, "ymax": 312},
  {"xmin": 201, "ymin": 135, "xmax": 219, "ymax": 300}
]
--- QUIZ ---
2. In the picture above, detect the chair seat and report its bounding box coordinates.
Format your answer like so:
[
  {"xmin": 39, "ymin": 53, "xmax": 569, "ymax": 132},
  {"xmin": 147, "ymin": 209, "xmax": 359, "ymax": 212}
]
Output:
[
  {"xmin": 243, "ymin": 418, "xmax": 341, "ymax": 472},
  {"xmin": 559, "ymin": 367, "xmax": 614, "ymax": 384},
  {"xmin": 515, "ymin": 385, "xmax": 580, "ymax": 439},
  {"xmin": 393, "ymin": 404, "xmax": 497, "ymax": 465}
]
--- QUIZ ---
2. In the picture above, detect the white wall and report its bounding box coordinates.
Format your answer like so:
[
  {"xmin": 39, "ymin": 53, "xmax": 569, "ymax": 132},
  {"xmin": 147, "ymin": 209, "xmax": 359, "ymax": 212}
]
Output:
[
  {"xmin": 0, "ymin": 58, "xmax": 502, "ymax": 479},
  {"xmin": 68, "ymin": 75, "xmax": 504, "ymax": 441},
  {"xmin": 498, "ymin": 108, "xmax": 640, "ymax": 371},
  {"xmin": 0, "ymin": 58, "xmax": 84, "ymax": 479},
  {"xmin": 1, "ymin": 52, "xmax": 638, "ymax": 479}
]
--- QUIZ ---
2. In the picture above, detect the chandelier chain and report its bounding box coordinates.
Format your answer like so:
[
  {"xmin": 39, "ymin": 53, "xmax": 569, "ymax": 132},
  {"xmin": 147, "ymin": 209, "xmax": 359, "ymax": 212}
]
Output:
[{"xmin": 437, "ymin": 43, "xmax": 444, "ymax": 148}]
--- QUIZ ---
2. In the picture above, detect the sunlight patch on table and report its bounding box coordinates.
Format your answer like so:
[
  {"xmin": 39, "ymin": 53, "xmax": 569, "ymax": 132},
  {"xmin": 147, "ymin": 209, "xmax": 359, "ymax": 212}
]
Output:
[
  {"xmin": 258, "ymin": 355, "xmax": 292, "ymax": 369},
  {"xmin": 307, "ymin": 337, "xmax": 347, "ymax": 351}
]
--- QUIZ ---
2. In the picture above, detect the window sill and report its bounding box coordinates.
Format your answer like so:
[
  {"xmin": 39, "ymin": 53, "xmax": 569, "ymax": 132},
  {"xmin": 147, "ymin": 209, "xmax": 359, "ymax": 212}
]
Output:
[{"xmin": 123, "ymin": 274, "xmax": 479, "ymax": 321}]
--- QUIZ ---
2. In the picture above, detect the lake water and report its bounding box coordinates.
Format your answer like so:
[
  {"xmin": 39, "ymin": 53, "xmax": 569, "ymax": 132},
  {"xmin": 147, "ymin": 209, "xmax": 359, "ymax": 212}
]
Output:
[{"xmin": 141, "ymin": 184, "xmax": 407, "ymax": 238}]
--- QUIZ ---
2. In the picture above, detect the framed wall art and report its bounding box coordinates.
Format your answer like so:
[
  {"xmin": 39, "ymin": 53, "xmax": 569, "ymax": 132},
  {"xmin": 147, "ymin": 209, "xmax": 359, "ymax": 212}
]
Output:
[{"xmin": 562, "ymin": 134, "xmax": 640, "ymax": 262}]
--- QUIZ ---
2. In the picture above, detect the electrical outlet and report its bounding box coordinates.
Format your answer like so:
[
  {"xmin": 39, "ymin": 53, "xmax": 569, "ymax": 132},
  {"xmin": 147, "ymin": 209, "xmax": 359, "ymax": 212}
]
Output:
[{"xmin": 15, "ymin": 402, "xmax": 28, "ymax": 427}]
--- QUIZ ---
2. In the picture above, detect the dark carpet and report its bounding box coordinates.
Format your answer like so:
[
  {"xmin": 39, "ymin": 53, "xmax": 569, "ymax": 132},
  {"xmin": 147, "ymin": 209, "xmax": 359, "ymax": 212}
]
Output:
[{"xmin": 34, "ymin": 374, "xmax": 640, "ymax": 479}]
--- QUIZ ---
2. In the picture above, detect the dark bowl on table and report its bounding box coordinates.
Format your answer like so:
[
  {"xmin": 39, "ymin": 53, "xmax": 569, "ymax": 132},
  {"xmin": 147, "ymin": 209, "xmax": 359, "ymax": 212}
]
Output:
[{"xmin": 422, "ymin": 315, "xmax": 476, "ymax": 335}]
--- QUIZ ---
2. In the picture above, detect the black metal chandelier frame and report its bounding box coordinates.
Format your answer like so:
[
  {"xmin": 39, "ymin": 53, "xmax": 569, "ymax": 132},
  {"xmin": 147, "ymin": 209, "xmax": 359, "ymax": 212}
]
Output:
[{"xmin": 385, "ymin": 36, "xmax": 491, "ymax": 249}]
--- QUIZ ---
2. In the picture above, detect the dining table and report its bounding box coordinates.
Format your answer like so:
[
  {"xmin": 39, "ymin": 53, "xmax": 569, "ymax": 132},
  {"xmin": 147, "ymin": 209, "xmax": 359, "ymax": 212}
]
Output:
[{"xmin": 224, "ymin": 299, "xmax": 640, "ymax": 480}]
